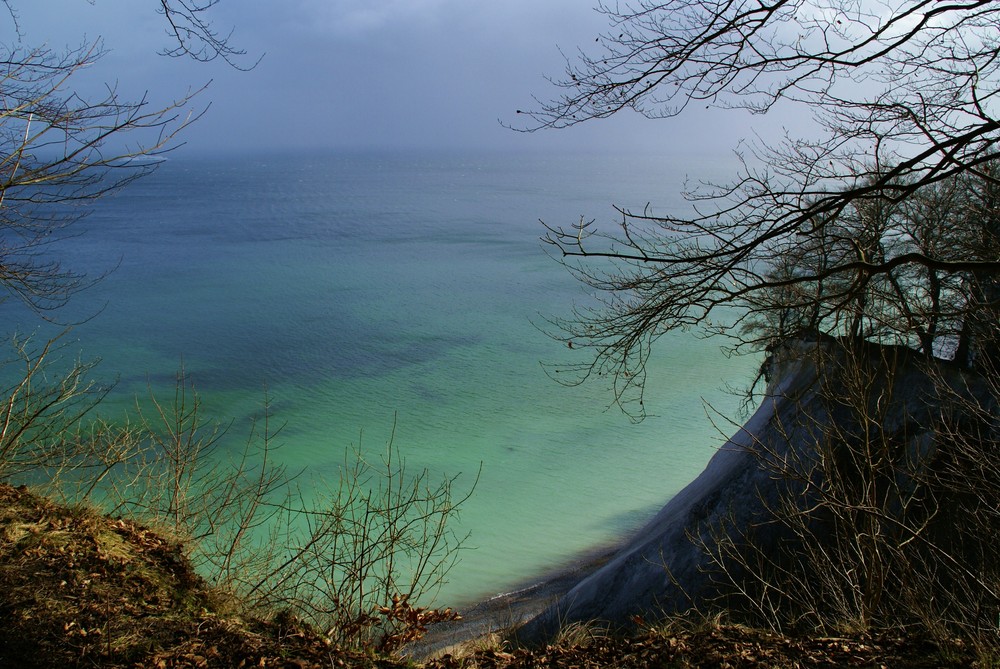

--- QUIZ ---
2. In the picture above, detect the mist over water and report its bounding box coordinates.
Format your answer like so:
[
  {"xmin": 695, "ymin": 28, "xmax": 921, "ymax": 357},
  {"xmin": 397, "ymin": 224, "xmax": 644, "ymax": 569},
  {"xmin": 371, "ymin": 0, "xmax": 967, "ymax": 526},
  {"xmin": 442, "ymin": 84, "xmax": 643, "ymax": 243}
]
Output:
[{"xmin": 4, "ymin": 149, "xmax": 759, "ymax": 606}]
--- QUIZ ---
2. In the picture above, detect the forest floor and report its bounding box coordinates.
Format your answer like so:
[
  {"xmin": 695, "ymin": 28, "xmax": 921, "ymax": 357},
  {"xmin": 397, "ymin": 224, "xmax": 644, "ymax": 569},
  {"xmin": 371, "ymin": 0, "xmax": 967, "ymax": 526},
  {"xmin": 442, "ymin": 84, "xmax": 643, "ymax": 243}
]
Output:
[{"xmin": 0, "ymin": 482, "xmax": 986, "ymax": 668}]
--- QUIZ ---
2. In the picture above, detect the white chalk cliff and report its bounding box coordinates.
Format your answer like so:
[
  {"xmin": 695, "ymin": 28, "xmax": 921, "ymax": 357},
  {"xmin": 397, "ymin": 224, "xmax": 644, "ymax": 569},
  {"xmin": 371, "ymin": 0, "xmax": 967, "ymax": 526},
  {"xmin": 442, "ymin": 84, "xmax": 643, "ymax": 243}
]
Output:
[{"xmin": 516, "ymin": 337, "xmax": 973, "ymax": 642}]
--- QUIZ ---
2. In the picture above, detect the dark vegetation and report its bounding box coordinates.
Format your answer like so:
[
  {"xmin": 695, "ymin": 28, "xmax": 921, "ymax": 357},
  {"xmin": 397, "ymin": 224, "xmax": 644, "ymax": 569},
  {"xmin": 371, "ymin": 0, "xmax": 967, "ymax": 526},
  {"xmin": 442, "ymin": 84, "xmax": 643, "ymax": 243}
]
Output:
[
  {"xmin": 0, "ymin": 482, "xmax": 982, "ymax": 667},
  {"xmin": 513, "ymin": 0, "xmax": 1000, "ymax": 660},
  {"xmin": 2, "ymin": 0, "xmax": 1000, "ymax": 666},
  {"xmin": 525, "ymin": 0, "xmax": 1000, "ymax": 416},
  {"xmin": 700, "ymin": 338, "xmax": 1000, "ymax": 647},
  {"xmin": 0, "ymin": 481, "xmax": 412, "ymax": 668},
  {"xmin": 0, "ymin": 337, "xmax": 470, "ymax": 658},
  {"xmin": 0, "ymin": 482, "xmax": 334, "ymax": 668},
  {"xmin": 0, "ymin": 2, "xmax": 471, "ymax": 664}
]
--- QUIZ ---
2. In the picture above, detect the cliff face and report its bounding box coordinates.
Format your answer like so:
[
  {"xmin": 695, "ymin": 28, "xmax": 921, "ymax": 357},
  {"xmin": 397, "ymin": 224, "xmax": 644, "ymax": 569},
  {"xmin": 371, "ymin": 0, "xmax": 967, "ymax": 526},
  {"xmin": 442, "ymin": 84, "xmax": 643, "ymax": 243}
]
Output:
[
  {"xmin": 516, "ymin": 343, "xmax": 821, "ymax": 642},
  {"xmin": 517, "ymin": 338, "xmax": 987, "ymax": 643}
]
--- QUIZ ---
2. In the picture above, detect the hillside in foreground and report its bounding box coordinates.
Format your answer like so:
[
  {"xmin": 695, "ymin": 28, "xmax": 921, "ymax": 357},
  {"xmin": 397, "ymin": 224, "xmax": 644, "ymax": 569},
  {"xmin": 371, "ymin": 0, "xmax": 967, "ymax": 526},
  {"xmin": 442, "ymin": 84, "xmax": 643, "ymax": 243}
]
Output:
[{"xmin": 0, "ymin": 482, "xmax": 983, "ymax": 668}]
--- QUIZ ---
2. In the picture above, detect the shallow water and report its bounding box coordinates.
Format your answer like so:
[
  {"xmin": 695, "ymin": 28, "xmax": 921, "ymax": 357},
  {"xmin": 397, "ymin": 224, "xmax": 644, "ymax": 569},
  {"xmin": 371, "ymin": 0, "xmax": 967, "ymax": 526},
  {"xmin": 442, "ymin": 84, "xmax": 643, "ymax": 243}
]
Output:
[{"xmin": 3, "ymin": 149, "xmax": 759, "ymax": 607}]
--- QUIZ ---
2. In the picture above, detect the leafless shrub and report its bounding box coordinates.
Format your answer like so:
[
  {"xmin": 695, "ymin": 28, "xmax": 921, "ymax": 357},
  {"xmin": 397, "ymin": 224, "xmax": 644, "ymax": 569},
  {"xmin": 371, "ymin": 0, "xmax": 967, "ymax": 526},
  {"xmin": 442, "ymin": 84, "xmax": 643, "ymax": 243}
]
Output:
[
  {"xmin": 0, "ymin": 331, "xmax": 109, "ymax": 483},
  {"xmin": 232, "ymin": 429, "xmax": 474, "ymax": 652},
  {"xmin": 0, "ymin": 340, "xmax": 474, "ymax": 654},
  {"xmin": 698, "ymin": 339, "xmax": 1000, "ymax": 653}
]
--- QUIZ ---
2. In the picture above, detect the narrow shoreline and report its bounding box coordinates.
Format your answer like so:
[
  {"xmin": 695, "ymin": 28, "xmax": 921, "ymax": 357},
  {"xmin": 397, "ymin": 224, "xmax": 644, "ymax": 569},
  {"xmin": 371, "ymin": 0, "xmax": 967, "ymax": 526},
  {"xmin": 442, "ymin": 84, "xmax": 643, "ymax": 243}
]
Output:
[
  {"xmin": 411, "ymin": 494, "xmax": 687, "ymax": 657},
  {"xmin": 410, "ymin": 541, "xmax": 622, "ymax": 657}
]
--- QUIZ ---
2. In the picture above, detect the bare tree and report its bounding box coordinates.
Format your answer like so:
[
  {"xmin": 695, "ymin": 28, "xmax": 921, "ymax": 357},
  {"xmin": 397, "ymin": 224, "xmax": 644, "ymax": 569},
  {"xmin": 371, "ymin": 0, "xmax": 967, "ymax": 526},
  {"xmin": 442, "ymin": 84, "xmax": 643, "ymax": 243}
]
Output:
[
  {"xmin": 157, "ymin": 0, "xmax": 260, "ymax": 67},
  {"xmin": 521, "ymin": 0, "xmax": 1000, "ymax": 413},
  {"xmin": 516, "ymin": 1, "xmax": 1000, "ymax": 652},
  {"xmin": 736, "ymin": 167, "xmax": 993, "ymax": 356},
  {"xmin": 0, "ymin": 1, "xmax": 245, "ymax": 314}
]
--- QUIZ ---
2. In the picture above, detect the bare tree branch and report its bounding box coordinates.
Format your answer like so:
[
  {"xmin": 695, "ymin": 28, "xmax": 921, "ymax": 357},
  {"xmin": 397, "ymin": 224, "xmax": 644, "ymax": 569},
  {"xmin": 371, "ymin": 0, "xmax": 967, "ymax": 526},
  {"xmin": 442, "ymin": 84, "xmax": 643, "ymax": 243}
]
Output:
[
  {"xmin": 524, "ymin": 0, "xmax": 1000, "ymax": 415},
  {"xmin": 157, "ymin": 0, "xmax": 261, "ymax": 69},
  {"xmin": 0, "ymin": 41, "xmax": 205, "ymax": 312}
]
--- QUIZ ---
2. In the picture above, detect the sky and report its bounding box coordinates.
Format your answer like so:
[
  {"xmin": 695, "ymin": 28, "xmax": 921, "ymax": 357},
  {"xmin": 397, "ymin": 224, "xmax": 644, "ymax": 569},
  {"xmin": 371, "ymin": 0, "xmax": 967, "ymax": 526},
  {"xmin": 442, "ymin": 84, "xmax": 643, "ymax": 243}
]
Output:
[{"xmin": 10, "ymin": 0, "xmax": 765, "ymax": 155}]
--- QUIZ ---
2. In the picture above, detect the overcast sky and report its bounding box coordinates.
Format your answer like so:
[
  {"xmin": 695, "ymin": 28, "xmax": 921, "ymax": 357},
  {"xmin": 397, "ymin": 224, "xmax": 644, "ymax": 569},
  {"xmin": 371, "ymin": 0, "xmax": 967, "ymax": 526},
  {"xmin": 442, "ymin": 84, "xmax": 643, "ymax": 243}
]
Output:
[{"xmin": 12, "ymin": 1, "xmax": 764, "ymax": 155}]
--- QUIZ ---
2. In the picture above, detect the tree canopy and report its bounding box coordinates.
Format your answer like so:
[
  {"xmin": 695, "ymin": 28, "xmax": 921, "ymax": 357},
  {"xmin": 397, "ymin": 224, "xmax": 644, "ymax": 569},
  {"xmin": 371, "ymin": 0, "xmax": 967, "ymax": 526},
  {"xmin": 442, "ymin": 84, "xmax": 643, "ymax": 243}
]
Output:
[{"xmin": 521, "ymin": 0, "xmax": 1000, "ymax": 414}]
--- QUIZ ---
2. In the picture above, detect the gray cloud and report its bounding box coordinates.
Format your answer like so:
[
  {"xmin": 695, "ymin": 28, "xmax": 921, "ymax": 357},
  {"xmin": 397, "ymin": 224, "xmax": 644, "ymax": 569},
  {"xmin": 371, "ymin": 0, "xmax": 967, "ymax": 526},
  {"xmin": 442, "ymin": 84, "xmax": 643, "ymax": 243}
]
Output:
[{"xmin": 11, "ymin": 1, "xmax": 765, "ymax": 154}]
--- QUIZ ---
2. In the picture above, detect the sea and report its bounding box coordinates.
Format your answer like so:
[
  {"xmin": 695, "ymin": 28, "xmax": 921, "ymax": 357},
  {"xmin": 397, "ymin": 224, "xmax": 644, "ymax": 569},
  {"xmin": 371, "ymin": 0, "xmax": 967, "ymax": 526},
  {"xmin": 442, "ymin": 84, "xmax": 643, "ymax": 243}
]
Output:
[{"xmin": 2, "ymin": 148, "xmax": 759, "ymax": 607}]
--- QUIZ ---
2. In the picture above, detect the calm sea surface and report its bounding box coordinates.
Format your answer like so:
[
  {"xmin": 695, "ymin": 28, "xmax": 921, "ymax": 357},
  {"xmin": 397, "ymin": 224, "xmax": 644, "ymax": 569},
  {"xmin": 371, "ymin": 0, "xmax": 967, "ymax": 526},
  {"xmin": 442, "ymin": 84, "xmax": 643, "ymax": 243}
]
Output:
[{"xmin": 4, "ymin": 149, "xmax": 758, "ymax": 606}]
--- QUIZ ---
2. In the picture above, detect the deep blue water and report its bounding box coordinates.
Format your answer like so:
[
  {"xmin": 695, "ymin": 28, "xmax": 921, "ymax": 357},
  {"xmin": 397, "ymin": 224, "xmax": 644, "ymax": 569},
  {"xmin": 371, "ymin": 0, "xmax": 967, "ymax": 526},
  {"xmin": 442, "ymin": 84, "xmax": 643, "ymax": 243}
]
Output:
[{"xmin": 2, "ymin": 149, "xmax": 758, "ymax": 606}]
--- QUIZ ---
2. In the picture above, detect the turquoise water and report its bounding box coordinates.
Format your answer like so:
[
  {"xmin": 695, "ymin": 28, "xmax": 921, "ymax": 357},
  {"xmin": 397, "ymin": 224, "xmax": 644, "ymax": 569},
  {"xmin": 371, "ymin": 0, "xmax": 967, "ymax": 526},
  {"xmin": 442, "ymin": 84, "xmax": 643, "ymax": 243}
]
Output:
[{"xmin": 3, "ymin": 149, "xmax": 758, "ymax": 606}]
